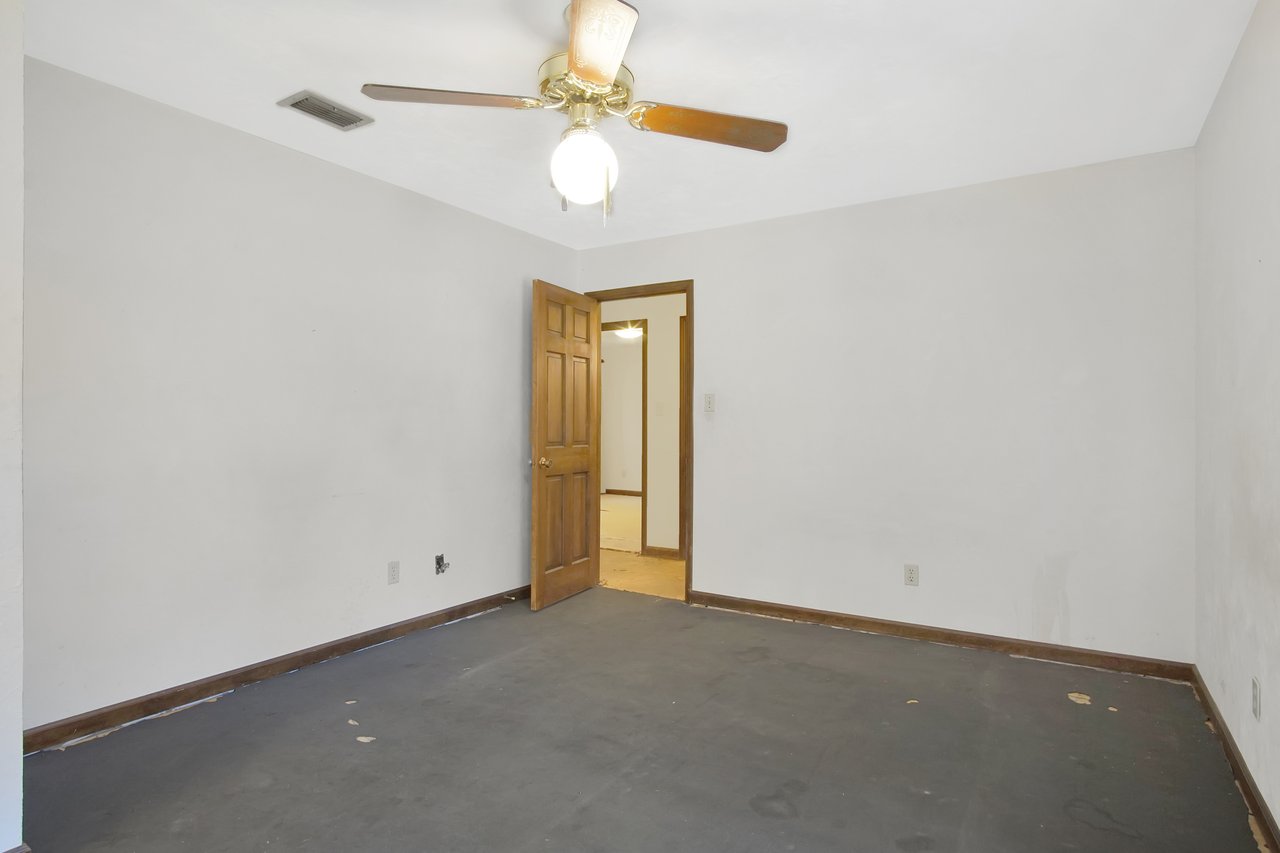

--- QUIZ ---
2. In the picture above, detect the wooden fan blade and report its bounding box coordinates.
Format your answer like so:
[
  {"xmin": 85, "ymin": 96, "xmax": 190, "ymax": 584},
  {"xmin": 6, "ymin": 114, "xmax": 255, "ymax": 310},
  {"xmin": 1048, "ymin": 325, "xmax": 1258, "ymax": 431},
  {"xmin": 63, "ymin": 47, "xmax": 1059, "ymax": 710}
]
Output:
[
  {"xmin": 361, "ymin": 84, "xmax": 540, "ymax": 110},
  {"xmin": 632, "ymin": 103, "xmax": 788, "ymax": 152},
  {"xmin": 568, "ymin": 0, "xmax": 639, "ymax": 88}
]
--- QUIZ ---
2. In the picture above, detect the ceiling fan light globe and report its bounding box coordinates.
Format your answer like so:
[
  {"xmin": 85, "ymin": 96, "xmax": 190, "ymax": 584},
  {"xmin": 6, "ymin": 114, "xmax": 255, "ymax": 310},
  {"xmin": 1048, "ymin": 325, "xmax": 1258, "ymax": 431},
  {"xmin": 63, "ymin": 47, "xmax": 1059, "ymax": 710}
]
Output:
[{"xmin": 551, "ymin": 129, "xmax": 619, "ymax": 206}]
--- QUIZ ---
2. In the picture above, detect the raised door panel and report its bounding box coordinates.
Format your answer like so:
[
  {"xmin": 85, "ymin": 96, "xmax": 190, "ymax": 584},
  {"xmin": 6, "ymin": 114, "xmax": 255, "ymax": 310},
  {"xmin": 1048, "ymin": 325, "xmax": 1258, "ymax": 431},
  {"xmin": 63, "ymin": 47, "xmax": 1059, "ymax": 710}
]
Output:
[
  {"xmin": 572, "ymin": 356, "xmax": 591, "ymax": 448},
  {"xmin": 546, "ymin": 352, "xmax": 566, "ymax": 449},
  {"xmin": 542, "ymin": 474, "xmax": 565, "ymax": 573}
]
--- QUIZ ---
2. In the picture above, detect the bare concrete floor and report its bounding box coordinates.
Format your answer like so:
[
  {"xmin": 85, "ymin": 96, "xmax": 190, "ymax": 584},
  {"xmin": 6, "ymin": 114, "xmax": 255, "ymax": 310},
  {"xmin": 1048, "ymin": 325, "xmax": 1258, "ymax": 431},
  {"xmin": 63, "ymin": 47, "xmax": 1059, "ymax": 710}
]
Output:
[{"xmin": 25, "ymin": 588, "xmax": 1256, "ymax": 852}]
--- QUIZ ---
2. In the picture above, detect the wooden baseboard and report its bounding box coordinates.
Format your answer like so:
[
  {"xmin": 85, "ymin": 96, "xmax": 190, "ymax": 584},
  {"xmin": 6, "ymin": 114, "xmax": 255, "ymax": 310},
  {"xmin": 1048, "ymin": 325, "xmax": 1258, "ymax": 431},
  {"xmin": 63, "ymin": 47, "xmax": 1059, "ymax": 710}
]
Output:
[
  {"xmin": 604, "ymin": 489, "xmax": 642, "ymax": 497},
  {"xmin": 641, "ymin": 546, "xmax": 683, "ymax": 560},
  {"xmin": 23, "ymin": 585, "xmax": 531, "ymax": 753},
  {"xmin": 1192, "ymin": 665, "xmax": 1279, "ymax": 852},
  {"xmin": 686, "ymin": 590, "xmax": 1194, "ymax": 681}
]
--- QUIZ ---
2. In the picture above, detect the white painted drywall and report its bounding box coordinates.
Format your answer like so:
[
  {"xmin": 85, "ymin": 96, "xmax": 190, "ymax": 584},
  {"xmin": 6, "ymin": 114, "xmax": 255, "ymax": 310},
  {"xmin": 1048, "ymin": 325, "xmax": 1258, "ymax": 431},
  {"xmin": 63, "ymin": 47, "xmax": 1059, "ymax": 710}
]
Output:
[
  {"xmin": 22, "ymin": 61, "xmax": 576, "ymax": 727},
  {"xmin": 0, "ymin": 1, "xmax": 23, "ymax": 846},
  {"xmin": 600, "ymin": 295, "xmax": 686, "ymax": 551},
  {"xmin": 601, "ymin": 332, "xmax": 642, "ymax": 493},
  {"xmin": 580, "ymin": 151, "xmax": 1197, "ymax": 662},
  {"xmin": 1195, "ymin": 0, "xmax": 1280, "ymax": 817}
]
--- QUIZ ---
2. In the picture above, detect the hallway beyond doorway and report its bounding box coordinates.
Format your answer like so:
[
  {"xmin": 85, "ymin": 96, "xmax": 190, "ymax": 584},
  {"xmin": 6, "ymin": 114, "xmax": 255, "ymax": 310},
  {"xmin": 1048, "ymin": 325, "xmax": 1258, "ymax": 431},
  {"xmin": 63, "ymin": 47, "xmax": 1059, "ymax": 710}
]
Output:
[
  {"xmin": 599, "ymin": 550, "xmax": 685, "ymax": 601},
  {"xmin": 600, "ymin": 493, "xmax": 684, "ymax": 600},
  {"xmin": 600, "ymin": 493, "xmax": 641, "ymax": 553}
]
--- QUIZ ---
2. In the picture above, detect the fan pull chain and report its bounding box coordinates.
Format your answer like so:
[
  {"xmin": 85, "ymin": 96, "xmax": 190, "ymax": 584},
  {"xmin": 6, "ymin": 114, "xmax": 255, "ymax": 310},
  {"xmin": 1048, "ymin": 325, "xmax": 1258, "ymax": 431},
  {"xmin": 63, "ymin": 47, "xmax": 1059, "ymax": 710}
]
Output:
[{"xmin": 603, "ymin": 166, "xmax": 612, "ymax": 225}]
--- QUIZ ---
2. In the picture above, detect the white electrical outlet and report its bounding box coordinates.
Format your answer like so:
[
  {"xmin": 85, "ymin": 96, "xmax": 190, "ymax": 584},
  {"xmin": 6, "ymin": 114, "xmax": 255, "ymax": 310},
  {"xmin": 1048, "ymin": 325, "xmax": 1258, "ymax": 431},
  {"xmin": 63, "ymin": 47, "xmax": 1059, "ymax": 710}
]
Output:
[
  {"xmin": 904, "ymin": 564, "xmax": 920, "ymax": 587},
  {"xmin": 1253, "ymin": 677, "xmax": 1262, "ymax": 721},
  {"xmin": 703, "ymin": 393, "xmax": 716, "ymax": 413},
  {"xmin": 387, "ymin": 561, "xmax": 400, "ymax": 585}
]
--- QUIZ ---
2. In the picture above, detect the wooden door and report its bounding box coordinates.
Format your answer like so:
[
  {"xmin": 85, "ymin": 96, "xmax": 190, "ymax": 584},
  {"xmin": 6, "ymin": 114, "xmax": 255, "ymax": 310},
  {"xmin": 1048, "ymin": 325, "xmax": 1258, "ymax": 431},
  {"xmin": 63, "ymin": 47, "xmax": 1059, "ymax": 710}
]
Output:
[{"xmin": 530, "ymin": 280, "xmax": 600, "ymax": 610}]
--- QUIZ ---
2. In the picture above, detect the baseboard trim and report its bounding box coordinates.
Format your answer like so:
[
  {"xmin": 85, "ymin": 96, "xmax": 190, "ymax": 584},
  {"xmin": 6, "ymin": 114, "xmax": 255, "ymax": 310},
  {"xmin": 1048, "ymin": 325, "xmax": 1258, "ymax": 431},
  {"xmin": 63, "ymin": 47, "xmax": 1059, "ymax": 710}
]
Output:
[
  {"xmin": 604, "ymin": 489, "xmax": 642, "ymax": 497},
  {"xmin": 641, "ymin": 546, "xmax": 682, "ymax": 560},
  {"xmin": 686, "ymin": 590, "xmax": 1194, "ymax": 681},
  {"xmin": 24, "ymin": 585, "xmax": 531, "ymax": 753},
  {"xmin": 1192, "ymin": 665, "xmax": 1279, "ymax": 852},
  {"xmin": 4, "ymin": 844, "xmax": 32, "ymax": 853}
]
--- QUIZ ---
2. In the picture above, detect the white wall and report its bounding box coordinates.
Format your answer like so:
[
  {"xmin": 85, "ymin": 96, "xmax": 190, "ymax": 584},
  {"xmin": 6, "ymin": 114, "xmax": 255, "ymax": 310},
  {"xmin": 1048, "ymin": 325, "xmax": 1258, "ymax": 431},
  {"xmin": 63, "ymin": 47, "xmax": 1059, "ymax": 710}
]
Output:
[
  {"xmin": 581, "ymin": 151, "xmax": 1197, "ymax": 662},
  {"xmin": 600, "ymin": 332, "xmax": 642, "ymax": 493},
  {"xmin": 1196, "ymin": 0, "xmax": 1280, "ymax": 817},
  {"xmin": 600, "ymin": 295, "xmax": 686, "ymax": 551},
  {"xmin": 22, "ymin": 61, "xmax": 576, "ymax": 727},
  {"xmin": 17, "ymin": 48, "xmax": 1212, "ymax": 752},
  {"xmin": 0, "ymin": 1, "xmax": 23, "ymax": 846}
]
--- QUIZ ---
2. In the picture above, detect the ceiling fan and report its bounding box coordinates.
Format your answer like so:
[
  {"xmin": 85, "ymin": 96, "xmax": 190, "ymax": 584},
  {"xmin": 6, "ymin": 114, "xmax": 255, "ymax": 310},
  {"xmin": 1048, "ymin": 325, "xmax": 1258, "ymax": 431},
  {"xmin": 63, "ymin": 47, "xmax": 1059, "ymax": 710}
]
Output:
[{"xmin": 362, "ymin": 0, "xmax": 788, "ymax": 220}]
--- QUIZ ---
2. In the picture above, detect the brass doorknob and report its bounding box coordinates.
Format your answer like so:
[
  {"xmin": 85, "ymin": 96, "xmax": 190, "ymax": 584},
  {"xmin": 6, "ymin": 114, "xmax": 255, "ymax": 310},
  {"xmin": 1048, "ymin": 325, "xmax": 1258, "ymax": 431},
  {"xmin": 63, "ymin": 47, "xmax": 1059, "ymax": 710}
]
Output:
[{"xmin": 538, "ymin": 457, "xmax": 553, "ymax": 468}]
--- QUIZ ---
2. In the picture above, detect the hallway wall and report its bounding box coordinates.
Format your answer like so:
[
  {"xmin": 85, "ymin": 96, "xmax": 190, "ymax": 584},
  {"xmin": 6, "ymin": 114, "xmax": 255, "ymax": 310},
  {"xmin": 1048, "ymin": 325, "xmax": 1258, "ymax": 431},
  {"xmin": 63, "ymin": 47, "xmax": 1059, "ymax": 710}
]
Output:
[
  {"xmin": 600, "ymin": 332, "xmax": 642, "ymax": 494},
  {"xmin": 600, "ymin": 295, "xmax": 686, "ymax": 552}
]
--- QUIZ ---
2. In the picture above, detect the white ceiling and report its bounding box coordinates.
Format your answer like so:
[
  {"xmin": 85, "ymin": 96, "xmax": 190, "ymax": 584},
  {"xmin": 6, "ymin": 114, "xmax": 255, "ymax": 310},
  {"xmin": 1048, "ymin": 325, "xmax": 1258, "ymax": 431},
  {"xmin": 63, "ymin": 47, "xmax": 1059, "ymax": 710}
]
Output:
[{"xmin": 27, "ymin": 0, "xmax": 1256, "ymax": 249}]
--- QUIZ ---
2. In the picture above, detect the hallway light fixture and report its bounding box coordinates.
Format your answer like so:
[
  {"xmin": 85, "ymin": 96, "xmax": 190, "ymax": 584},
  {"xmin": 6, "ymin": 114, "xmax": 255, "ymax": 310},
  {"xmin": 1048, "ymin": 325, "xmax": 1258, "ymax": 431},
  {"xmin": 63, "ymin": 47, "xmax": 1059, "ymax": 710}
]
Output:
[{"xmin": 613, "ymin": 325, "xmax": 643, "ymax": 339}]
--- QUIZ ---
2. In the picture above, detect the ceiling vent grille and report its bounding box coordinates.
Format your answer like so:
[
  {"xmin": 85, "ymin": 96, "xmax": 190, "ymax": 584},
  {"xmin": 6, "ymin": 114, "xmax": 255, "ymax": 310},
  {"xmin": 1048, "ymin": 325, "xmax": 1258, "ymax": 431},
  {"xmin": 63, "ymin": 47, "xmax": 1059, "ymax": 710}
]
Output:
[{"xmin": 277, "ymin": 91, "xmax": 373, "ymax": 131}]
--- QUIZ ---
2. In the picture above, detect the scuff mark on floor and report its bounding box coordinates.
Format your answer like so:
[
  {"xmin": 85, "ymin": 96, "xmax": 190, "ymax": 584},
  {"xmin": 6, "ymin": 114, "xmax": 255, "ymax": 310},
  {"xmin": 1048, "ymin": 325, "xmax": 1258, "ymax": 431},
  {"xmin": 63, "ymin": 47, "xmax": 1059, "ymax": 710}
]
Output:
[
  {"xmin": 1234, "ymin": 781, "xmax": 1273, "ymax": 852},
  {"xmin": 749, "ymin": 780, "xmax": 807, "ymax": 819},
  {"xmin": 1067, "ymin": 692, "xmax": 1092, "ymax": 705},
  {"xmin": 895, "ymin": 834, "xmax": 937, "ymax": 852},
  {"xmin": 1007, "ymin": 654, "xmax": 1191, "ymax": 684},
  {"xmin": 1248, "ymin": 813, "xmax": 1271, "ymax": 852},
  {"xmin": 40, "ymin": 691, "xmax": 232, "ymax": 753},
  {"xmin": 1064, "ymin": 798, "xmax": 1142, "ymax": 838}
]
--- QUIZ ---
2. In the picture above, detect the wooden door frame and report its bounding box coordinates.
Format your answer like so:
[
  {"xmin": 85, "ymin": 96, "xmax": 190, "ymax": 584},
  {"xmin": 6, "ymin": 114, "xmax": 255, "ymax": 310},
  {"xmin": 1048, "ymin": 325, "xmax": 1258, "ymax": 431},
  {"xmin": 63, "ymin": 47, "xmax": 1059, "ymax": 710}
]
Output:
[
  {"xmin": 586, "ymin": 280, "xmax": 693, "ymax": 598},
  {"xmin": 601, "ymin": 319, "xmax": 648, "ymax": 554}
]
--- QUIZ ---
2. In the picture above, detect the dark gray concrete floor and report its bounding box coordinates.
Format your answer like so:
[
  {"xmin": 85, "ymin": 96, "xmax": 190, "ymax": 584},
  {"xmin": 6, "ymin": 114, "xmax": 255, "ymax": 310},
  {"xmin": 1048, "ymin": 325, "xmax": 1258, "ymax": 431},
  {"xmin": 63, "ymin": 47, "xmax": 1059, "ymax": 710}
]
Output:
[{"xmin": 26, "ymin": 588, "xmax": 1257, "ymax": 852}]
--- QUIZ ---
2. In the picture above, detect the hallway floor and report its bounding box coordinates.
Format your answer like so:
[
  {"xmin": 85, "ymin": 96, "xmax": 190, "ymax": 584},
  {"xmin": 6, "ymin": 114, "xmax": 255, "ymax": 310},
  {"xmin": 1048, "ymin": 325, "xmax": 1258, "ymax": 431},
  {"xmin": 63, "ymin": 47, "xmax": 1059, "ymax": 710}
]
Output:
[
  {"xmin": 600, "ymin": 492, "xmax": 641, "ymax": 552},
  {"xmin": 599, "ymin": 550, "xmax": 685, "ymax": 601},
  {"xmin": 24, "ymin": 589, "xmax": 1257, "ymax": 852}
]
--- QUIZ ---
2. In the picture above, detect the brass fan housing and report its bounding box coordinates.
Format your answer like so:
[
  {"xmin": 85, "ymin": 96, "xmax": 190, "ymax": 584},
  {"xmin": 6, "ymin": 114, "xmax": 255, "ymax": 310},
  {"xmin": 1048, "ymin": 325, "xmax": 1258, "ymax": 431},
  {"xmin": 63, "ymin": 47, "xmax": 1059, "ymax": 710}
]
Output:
[{"xmin": 538, "ymin": 52, "xmax": 635, "ymax": 118}]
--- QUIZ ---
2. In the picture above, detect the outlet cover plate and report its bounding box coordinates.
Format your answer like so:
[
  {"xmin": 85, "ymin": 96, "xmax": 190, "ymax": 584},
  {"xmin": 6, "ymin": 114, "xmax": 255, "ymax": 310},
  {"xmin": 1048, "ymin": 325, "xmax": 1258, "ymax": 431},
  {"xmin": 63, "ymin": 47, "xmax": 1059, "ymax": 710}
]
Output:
[
  {"xmin": 388, "ymin": 561, "xmax": 400, "ymax": 585},
  {"xmin": 904, "ymin": 564, "xmax": 920, "ymax": 587}
]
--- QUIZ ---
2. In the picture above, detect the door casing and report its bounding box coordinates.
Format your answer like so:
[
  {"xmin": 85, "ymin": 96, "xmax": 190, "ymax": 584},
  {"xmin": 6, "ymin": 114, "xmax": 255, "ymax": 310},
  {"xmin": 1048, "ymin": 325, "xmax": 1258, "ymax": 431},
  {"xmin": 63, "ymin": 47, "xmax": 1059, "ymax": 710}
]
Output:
[{"xmin": 587, "ymin": 280, "xmax": 694, "ymax": 598}]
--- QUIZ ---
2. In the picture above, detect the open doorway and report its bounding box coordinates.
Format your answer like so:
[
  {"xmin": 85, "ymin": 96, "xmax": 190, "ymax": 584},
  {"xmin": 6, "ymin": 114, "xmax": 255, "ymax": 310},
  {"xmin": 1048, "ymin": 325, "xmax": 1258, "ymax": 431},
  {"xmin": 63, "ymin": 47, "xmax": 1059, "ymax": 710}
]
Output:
[{"xmin": 591, "ymin": 282, "xmax": 691, "ymax": 601}]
